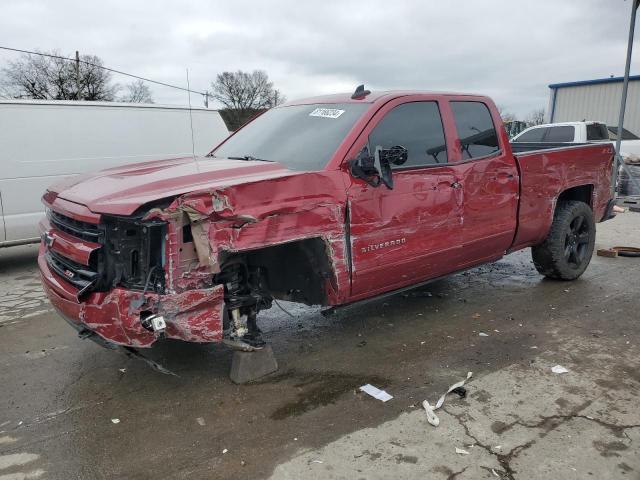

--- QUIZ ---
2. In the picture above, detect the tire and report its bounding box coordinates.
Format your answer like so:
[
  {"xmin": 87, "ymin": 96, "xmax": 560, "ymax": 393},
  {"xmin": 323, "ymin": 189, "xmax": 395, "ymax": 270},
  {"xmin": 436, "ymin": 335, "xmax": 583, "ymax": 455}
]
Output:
[{"xmin": 531, "ymin": 201, "xmax": 596, "ymax": 280}]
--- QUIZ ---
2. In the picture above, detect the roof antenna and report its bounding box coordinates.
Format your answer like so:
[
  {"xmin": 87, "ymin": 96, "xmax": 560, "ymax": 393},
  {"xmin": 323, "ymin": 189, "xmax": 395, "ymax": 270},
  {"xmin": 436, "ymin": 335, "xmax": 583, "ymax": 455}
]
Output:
[
  {"xmin": 186, "ymin": 68, "xmax": 200, "ymax": 172},
  {"xmin": 351, "ymin": 84, "xmax": 371, "ymax": 100}
]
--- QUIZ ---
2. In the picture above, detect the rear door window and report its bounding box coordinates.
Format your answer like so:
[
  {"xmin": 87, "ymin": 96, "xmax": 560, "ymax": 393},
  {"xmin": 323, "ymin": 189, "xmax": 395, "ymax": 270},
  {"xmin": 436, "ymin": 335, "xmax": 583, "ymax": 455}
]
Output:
[
  {"xmin": 586, "ymin": 123, "xmax": 609, "ymax": 141},
  {"xmin": 450, "ymin": 102, "xmax": 500, "ymax": 159},
  {"xmin": 544, "ymin": 126, "xmax": 575, "ymax": 142}
]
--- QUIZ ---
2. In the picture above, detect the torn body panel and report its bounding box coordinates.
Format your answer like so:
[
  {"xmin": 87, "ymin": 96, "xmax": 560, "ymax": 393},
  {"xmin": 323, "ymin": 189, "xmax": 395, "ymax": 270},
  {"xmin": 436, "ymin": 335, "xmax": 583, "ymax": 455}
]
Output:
[
  {"xmin": 40, "ymin": 243, "xmax": 224, "ymax": 347},
  {"xmin": 39, "ymin": 169, "xmax": 348, "ymax": 348},
  {"xmin": 148, "ymin": 170, "xmax": 350, "ymax": 304}
]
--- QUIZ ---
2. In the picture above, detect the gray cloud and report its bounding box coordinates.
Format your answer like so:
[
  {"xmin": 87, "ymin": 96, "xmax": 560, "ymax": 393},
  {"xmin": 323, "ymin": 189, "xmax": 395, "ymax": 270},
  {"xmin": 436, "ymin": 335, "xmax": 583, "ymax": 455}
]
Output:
[{"xmin": 1, "ymin": 0, "xmax": 637, "ymax": 116}]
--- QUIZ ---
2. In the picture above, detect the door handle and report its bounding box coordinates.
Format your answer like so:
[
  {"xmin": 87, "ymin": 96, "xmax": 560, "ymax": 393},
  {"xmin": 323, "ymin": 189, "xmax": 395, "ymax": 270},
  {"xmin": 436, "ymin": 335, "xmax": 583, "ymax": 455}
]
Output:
[{"xmin": 450, "ymin": 181, "xmax": 462, "ymax": 189}]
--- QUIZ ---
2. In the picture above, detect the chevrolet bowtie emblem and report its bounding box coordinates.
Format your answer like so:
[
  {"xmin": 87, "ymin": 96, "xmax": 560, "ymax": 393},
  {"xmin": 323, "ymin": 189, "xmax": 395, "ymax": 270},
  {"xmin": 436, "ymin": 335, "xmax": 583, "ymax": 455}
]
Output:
[{"xmin": 43, "ymin": 232, "xmax": 55, "ymax": 248}]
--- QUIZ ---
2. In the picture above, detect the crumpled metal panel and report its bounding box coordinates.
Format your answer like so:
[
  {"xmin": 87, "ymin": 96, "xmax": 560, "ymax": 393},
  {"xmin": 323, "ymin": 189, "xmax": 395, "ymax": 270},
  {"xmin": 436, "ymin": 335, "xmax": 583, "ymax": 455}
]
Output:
[
  {"xmin": 40, "ymin": 244, "xmax": 224, "ymax": 347},
  {"xmin": 146, "ymin": 171, "xmax": 349, "ymax": 304}
]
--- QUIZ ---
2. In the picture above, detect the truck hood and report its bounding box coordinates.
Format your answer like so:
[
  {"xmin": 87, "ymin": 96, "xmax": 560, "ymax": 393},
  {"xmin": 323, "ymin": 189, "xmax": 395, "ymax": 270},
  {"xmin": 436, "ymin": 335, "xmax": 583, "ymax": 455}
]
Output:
[{"xmin": 50, "ymin": 156, "xmax": 297, "ymax": 215}]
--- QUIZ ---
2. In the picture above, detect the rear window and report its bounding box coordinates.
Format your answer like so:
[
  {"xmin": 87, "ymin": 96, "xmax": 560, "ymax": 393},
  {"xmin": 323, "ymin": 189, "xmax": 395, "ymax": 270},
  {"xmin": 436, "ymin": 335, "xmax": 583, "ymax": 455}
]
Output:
[
  {"xmin": 450, "ymin": 102, "xmax": 500, "ymax": 159},
  {"xmin": 586, "ymin": 123, "xmax": 609, "ymax": 141},
  {"xmin": 545, "ymin": 126, "xmax": 575, "ymax": 142},
  {"xmin": 514, "ymin": 127, "xmax": 546, "ymax": 142}
]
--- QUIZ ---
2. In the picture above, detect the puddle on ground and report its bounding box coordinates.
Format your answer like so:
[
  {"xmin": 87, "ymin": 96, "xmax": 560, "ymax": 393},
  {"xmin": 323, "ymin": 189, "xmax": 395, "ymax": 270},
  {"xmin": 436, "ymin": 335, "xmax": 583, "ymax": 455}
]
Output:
[{"xmin": 266, "ymin": 370, "xmax": 389, "ymax": 420}]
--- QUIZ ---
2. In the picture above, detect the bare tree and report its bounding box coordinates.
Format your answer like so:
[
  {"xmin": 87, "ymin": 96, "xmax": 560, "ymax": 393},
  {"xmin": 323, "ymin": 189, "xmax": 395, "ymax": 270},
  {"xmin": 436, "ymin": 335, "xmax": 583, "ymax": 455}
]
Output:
[
  {"xmin": 211, "ymin": 70, "xmax": 285, "ymax": 130},
  {"xmin": 120, "ymin": 80, "xmax": 154, "ymax": 103},
  {"xmin": 496, "ymin": 104, "xmax": 517, "ymax": 123},
  {"xmin": 0, "ymin": 50, "xmax": 118, "ymax": 101},
  {"xmin": 526, "ymin": 108, "xmax": 546, "ymax": 126}
]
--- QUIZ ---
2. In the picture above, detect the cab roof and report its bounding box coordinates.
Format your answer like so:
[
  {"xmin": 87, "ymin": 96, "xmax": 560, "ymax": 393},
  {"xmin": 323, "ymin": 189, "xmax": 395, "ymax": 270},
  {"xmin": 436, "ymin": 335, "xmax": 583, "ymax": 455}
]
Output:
[{"xmin": 282, "ymin": 90, "xmax": 488, "ymax": 106}]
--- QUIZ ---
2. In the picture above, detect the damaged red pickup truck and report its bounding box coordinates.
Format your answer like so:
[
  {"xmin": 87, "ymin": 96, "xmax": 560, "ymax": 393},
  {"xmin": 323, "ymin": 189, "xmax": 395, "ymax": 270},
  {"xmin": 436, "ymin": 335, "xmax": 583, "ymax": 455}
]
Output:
[{"xmin": 39, "ymin": 89, "xmax": 615, "ymax": 353}]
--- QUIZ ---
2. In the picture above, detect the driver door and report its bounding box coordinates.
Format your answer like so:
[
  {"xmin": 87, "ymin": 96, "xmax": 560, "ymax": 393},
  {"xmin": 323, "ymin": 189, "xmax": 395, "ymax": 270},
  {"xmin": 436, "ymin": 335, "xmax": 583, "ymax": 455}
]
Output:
[{"xmin": 346, "ymin": 99, "xmax": 464, "ymax": 298}]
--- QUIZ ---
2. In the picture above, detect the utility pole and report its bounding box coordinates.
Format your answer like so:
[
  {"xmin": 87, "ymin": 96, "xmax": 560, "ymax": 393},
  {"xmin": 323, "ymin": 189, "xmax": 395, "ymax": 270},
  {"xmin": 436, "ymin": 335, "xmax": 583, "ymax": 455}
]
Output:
[
  {"xmin": 611, "ymin": 0, "xmax": 639, "ymax": 197},
  {"xmin": 204, "ymin": 90, "xmax": 209, "ymax": 108},
  {"xmin": 75, "ymin": 50, "xmax": 81, "ymax": 101}
]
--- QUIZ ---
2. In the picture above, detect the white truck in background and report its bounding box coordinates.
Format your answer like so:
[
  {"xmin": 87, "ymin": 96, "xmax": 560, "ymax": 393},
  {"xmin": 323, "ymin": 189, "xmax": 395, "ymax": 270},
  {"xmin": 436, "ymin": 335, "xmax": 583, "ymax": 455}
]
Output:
[
  {"xmin": 0, "ymin": 100, "xmax": 230, "ymax": 247},
  {"xmin": 511, "ymin": 120, "xmax": 640, "ymax": 159}
]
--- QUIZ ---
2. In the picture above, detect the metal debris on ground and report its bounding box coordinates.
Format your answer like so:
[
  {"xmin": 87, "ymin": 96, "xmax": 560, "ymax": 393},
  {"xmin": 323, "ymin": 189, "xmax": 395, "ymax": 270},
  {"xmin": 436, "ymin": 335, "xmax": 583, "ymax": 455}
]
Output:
[
  {"xmin": 451, "ymin": 386, "xmax": 467, "ymax": 398},
  {"xmin": 551, "ymin": 365, "xmax": 569, "ymax": 374},
  {"xmin": 359, "ymin": 384, "xmax": 393, "ymax": 402},
  {"xmin": 422, "ymin": 372, "xmax": 473, "ymax": 427}
]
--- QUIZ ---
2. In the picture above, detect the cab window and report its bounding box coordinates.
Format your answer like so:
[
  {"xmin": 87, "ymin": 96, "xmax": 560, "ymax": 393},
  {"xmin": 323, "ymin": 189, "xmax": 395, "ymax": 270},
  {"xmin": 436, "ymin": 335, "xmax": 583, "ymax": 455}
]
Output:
[
  {"xmin": 368, "ymin": 102, "xmax": 448, "ymax": 167},
  {"xmin": 450, "ymin": 101, "xmax": 500, "ymax": 159}
]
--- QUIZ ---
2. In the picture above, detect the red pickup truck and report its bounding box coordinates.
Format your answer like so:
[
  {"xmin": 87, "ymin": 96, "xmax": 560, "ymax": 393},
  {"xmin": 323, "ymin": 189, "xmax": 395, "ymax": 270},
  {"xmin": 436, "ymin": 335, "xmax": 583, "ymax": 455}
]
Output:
[{"xmin": 39, "ymin": 88, "xmax": 615, "ymax": 352}]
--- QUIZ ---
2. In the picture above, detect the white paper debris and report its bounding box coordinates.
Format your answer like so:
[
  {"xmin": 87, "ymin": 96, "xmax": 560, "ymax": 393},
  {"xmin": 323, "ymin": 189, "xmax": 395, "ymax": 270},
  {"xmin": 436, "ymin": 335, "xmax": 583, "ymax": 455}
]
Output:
[
  {"xmin": 222, "ymin": 448, "xmax": 228, "ymax": 454},
  {"xmin": 422, "ymin": 372, "xmax": 473, "ymax": 427},
  {"xmin": 551, "ymin": 365, "xmax": 569, "ymax": 374},
  {"xmin": 196, "ymin": 417, "xmax": 206, "ymax": 426},
  {"xmin": 311, "ymin": 460, "xmax": 324, "ymax": 464},
  {"xmin": 492, "ymin": 468, "xmax": 499, "ymax": 477},
  {"xmin": 111, "ymin": 418, "xmax": 120, "ymax": 424},
  {"xmin": 360, "ymin": 384, "xmax": 393, "ymax": 402},
  {"xmin": 479, "ymin": 332, "xmax": 489, "ymax": 337},
  {"xmin": 119, "ymin": 368, "xmax": 126, "ymax": 373},
  {"xmin": 423, "ymin": 400, "xmax": 439, "ymax": 426},
  {"xmin": 455, "ymin": 447, "xmax": 470, "ymax": 455}
]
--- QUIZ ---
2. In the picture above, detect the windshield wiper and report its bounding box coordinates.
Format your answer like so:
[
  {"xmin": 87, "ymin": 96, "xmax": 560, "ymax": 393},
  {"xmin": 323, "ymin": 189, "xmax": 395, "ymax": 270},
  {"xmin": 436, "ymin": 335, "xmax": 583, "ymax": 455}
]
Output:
[{"xmin": 227, "ymin": 155, "xmax": 274, "ymax": 162}]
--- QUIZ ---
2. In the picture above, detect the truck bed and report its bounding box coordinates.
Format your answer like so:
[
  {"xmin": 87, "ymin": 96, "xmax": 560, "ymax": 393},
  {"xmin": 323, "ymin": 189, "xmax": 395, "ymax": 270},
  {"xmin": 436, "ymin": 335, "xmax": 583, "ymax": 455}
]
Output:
[{"xmin": 510, "ymin": 143, "xmax": 614, "ymax": 250}]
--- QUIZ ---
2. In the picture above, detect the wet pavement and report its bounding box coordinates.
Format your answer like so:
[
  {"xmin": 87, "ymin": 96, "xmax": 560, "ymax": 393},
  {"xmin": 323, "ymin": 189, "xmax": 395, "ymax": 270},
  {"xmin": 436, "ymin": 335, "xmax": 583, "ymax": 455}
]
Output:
[{"xmin": 0, "ymin": 214, "xmax": 639, "ymax": 480}]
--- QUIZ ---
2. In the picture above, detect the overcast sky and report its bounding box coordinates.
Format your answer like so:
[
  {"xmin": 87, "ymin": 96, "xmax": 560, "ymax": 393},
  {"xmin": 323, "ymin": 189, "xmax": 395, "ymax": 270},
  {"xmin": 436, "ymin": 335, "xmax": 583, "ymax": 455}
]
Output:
[{"xmin": 1, "ymin": 0, "xmax": 638, "ymax": 117}]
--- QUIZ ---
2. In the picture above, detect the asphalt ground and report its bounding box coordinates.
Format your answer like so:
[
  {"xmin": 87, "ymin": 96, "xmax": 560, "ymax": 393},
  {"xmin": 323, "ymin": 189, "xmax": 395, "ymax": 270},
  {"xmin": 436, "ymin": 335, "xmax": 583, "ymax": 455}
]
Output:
[{"xmin": 1, "ymin": 213, "xmax": 638, "ymax": 480}]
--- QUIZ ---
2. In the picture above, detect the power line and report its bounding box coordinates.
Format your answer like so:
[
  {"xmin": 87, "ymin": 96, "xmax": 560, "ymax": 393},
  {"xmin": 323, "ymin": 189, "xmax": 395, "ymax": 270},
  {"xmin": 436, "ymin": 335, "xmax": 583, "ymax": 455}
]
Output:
[{"xmin": 0, "ymin": 45, "xmax": 209, "ymax": 98}]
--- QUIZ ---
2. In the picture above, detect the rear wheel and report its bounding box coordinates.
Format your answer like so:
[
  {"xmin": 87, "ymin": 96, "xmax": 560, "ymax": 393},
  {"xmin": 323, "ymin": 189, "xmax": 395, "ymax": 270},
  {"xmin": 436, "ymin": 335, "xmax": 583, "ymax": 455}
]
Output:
[{"xmin": 531, "ymin": 201, "xmax": 596, "ymax": 280}]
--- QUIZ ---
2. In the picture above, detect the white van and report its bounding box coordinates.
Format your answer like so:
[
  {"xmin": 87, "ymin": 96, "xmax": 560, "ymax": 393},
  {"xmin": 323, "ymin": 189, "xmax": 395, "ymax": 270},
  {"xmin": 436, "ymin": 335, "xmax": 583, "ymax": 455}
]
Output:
[{"xmin": 0, "ymin": 100, "xmax": 229, "ymax": 247}]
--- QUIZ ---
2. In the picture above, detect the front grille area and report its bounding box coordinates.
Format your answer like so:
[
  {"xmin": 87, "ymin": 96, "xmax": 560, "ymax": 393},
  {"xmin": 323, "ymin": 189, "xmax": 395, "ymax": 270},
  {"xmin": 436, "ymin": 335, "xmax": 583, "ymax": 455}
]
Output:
[
  {"xmin": 49, "ymin": 210, "xmax": 102, "ymax": 243},
  {"xmin": 46, "ymin": 250, "xmax": 99, "ymax": 293},
  {"xmin": 45, "ymin": 209, "xmax": 166, "ymax": 296}
]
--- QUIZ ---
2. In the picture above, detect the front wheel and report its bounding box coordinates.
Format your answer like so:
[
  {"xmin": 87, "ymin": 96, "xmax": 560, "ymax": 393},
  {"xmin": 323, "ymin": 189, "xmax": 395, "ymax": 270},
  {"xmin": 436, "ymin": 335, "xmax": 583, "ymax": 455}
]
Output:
[{"xmin": 531, "ymin": 200, "xmax": 596, "ymax": 280}]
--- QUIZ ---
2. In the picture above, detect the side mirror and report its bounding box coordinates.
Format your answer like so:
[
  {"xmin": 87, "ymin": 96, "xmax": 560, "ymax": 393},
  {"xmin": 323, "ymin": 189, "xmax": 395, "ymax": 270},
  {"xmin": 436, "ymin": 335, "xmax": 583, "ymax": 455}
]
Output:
[
  {"xmin": 349, "ymin": 146, "xmax": 381, "ymax": 187},
  {"xmin": 349, "ymin": 145, "xmax": 408, "ymax": 190}
]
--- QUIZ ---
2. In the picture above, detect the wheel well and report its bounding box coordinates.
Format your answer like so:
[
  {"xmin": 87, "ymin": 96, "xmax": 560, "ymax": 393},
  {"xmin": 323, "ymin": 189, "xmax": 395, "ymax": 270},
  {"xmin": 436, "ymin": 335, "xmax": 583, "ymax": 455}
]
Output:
[
  {"xmin": 557, "ymin": 185, "xmax": 593, "ymax": 208},
  {"xmin": 219, "ymin": 238, "xmax": 334, "ymax": 306}
]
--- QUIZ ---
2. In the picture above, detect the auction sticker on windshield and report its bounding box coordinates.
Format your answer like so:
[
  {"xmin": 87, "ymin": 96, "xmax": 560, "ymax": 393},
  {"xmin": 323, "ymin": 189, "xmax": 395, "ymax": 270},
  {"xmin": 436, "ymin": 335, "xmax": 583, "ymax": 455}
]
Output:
[{"xmin": 309, "ymin": 108, "xmax": 345, "ymax": 119}]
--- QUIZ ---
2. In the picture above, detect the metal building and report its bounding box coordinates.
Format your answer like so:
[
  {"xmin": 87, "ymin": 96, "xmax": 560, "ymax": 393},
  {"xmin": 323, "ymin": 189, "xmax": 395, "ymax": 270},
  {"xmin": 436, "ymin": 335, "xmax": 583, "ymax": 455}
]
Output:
[{"xmin": 547, "ymin": 75, "xmax": 640, "ymax": 136}]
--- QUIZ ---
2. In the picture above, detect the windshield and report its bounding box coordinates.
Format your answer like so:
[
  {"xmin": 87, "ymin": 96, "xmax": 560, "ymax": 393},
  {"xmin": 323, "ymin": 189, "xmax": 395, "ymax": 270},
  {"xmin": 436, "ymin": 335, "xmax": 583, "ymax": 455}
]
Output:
[{"xmin": 212, "ymin": 103, "xmax": 369, "ymax": 171}]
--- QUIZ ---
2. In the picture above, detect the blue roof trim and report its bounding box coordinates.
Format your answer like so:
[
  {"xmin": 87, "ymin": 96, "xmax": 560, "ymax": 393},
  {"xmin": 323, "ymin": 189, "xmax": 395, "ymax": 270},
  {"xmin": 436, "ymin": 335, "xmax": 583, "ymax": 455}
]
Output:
[{"xmin": 549, "ymin": 75, "xmax": 640, "ymax": 89}]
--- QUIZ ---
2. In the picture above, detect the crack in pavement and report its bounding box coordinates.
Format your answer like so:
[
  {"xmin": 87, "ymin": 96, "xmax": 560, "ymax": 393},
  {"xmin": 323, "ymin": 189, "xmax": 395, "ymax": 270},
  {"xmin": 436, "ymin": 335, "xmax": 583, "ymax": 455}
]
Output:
[
  {"xmin": 444, "ymin": 397, "xmax": 640, "ymax": 479},
  {"xmin": 443, "ymin": 399, "xmax": 599, "ymax": 479},
  {"xmin": 447, "ymin": 466, "xmax": 469, "ymax": 479}
]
